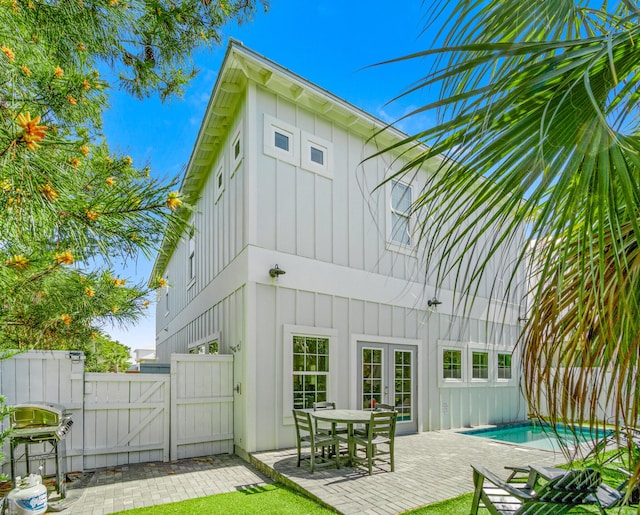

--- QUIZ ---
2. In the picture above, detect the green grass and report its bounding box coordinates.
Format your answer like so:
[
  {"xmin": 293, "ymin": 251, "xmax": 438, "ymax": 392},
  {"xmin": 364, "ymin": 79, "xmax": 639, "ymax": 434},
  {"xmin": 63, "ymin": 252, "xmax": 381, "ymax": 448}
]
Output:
[{"xmin": 111, "ymin": 483, "xmax": 336, "ymax": 514}]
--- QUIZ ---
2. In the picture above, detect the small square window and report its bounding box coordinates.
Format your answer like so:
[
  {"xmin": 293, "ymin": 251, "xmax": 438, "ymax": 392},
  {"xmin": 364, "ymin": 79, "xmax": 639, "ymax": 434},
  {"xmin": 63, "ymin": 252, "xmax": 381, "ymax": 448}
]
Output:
[
  {"xmin": 234, "ymin": 140, "xmax": 241, "ymax": 159},
  {"xmin": 274, "ymin": 131, "xmax": 290, "ymax": 151},
  {"xmin": 217, "ymin": 172, "xmax": 223, "ymax": 189},
  {"xmin": 310, "ymin": 147, "xmax": 324, "ymax": 165}
]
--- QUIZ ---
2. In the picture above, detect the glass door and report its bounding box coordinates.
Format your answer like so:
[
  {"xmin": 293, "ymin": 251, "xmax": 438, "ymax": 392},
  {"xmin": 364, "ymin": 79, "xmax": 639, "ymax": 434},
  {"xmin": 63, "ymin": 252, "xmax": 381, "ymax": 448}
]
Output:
[{"xmin": 358, "ymin": 342, "xmax": 417, "ymax": 434}]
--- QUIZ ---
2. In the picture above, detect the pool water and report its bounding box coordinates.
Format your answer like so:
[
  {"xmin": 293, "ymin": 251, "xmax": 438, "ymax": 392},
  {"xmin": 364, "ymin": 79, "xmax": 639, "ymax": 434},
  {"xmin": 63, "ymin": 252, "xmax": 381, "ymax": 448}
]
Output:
[{"xmin": 461, "ymin": 422, "xmax": 607, "ymax": 451}]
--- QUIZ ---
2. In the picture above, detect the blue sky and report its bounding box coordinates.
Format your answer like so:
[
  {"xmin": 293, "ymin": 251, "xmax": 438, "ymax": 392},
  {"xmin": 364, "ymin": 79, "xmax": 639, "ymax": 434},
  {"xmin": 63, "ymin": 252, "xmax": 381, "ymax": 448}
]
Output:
[{"xmin": 104, "ymin": 1, "xmax": 436, "ymax": 352}]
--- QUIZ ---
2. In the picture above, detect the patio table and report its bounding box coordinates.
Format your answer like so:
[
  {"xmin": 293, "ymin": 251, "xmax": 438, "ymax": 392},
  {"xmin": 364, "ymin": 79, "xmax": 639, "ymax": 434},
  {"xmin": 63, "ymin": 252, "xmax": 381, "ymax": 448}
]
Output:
[{"xmin": 311, "ymin": 409, "xmax": 371, "ymax": 466}]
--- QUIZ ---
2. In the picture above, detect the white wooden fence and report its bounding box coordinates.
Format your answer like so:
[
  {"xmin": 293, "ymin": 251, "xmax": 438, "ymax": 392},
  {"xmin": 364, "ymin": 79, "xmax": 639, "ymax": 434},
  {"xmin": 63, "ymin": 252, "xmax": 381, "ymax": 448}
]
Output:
[{"xmin": 1, "ymin": 351, "xmax": 234, "ymax": 474}]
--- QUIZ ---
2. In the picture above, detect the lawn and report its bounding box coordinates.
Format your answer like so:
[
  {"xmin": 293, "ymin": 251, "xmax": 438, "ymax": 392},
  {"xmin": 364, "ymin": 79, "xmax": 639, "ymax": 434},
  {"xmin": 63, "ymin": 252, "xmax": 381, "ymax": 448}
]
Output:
[{"xmin": 111, "ymin": 483, "xmax": 336, "ymax": 514}]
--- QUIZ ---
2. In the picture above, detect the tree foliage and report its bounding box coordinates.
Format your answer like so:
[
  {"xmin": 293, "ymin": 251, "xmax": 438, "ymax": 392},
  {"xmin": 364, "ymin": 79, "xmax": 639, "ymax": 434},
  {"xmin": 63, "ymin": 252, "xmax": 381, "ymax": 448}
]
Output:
[
  {"xmin": 382, "ymin": 0, "xmax": 640, "ymax": 480},
  {"xmin": 0, "ymin": 0, "xmax": 264, "ymax": 352},
  {"xmin": 84, "ymin": 333, "xmax": 131, "ymax": 373}
]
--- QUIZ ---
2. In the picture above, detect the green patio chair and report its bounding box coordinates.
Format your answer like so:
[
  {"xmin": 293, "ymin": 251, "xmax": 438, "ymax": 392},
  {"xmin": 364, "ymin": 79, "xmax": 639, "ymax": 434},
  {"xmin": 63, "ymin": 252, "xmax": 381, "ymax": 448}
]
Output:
[
  {"xmin": 471, "ymin": 464, "xmax": 608, "ymax": 514},
  {"xmin": 292, "ymin": 409, "xmax": 341, "ymax": 473},
  {"xmin": 312, "ymin": 401, "xmax": 347, "ymax": 457},
  {"xmin": 351, "ymin": 410, "xmax": 397, "ymax": 475}
]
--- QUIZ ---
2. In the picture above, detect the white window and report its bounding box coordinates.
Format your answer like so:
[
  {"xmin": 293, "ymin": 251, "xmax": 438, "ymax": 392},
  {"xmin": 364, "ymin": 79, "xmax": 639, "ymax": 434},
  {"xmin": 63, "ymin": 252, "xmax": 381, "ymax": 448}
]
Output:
[
  {"xmin": 230, "ymin": 126, "xmax": 243, "ymax": 176},
  {"xmin": 390, "ymin": 180, "xmax": 412, "ymax": 247},
  {"xmin": 188, "ymin": 333, "xmax": 220, "ymax": 355},
  {"xmin": 215, "ymin": 165, "xmax": 224, "ymax": 202},
  {"xmin": 443, "ymin": 349, "xmax": 462, "ymax": 380},
  {"xmin": 283, "ymin": 325, "xmax": 336, "ymax": 423},
  {"xmin": 472, "ymin": 351, "xmax": 489, "ymax": 380},
  {"xmin": 301, "ymin": 131, "xmax": 332, "ymax": 178},
  {"xmin": 292, "ymin": 335, "xmax": 329, "ymax": 410},
  {"xmin": 497, "ymin": 353, "xmax": 512, "ymax": 380},
  {"xmin": 264, "ymin": 114, "xmax": 299, "ymax": 166},
  {"xmin": 438, "ymin": 341, "xmax": 466, "ymax": 386},
  {"xmin": 187, "ymin": 234, "xmax": 195, "ymax": 284},
  {"xmin": 164, "ymin": 276, "xmax": 169, "ymax": 315}
]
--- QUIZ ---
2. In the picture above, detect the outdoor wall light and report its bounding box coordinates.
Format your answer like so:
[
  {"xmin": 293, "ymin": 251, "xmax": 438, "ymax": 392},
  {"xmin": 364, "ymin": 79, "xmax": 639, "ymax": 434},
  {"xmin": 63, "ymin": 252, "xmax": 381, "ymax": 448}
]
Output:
[
  {"xmin": 427, "ymin": 297, "xmax": 442, "ymax": 307},
  {"xmin": 269, "ymin": 264, "xmax": 286, "ymax": 278}
]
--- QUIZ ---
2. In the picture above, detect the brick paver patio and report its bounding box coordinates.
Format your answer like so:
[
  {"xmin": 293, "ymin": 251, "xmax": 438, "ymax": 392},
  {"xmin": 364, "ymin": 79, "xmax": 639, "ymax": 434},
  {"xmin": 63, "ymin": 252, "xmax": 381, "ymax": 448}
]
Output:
[{"xmin": 55, "ymin": 430, "xmax": 566, "ymax": 514}]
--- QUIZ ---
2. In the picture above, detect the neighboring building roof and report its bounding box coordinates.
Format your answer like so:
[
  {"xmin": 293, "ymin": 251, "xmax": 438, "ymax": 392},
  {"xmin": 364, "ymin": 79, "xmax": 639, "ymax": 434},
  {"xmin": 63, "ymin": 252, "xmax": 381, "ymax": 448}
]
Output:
[{"xmin": 150, "ymin": 39, "xmax": 432, "ymax": 281}]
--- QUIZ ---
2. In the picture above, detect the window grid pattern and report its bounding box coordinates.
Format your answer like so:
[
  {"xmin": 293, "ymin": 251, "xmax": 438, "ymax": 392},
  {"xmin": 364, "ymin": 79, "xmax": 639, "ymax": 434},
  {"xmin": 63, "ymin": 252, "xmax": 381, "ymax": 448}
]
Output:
[
  {"xmin": 390, "ymin": 181, "xmax": 412, "ymax": 246},
  {"xmin": 394, "ymin": 350, "xmax": 412, "ymax": 422},
  {"xmin": 361, "ymin": 348, "xmax": 383, "ymax": 410},
  {"xmin": 498, "ymin": 353, "xmax": 512, "ymax": 379},
  {"xmin": 472, "ymin": 351, "xmax": 489, "ymax": 379},
  {"xmin": 443, "ymin": 349, "xmax": 462, "ymax": 379},
  {"xmin": 292, "ymin": 336, "xmax": 329, "ymax": 409}
]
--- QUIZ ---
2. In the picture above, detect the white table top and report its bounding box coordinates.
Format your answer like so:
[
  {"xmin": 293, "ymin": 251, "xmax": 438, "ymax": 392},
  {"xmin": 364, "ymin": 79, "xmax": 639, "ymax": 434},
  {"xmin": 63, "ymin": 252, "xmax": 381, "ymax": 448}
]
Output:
[{"xmin": 311, "ymin": 409, "xmax": 372, "ymax": 424}]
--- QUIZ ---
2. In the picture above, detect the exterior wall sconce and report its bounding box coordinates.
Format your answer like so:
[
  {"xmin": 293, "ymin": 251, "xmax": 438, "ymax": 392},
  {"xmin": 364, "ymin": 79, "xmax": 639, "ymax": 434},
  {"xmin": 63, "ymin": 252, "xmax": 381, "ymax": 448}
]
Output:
[
  {"xmin": 427, "ymin": 297, "xmax": 442, "ymax": 307},
  {"xmin": 269, "ymin": 264, "xmax": 286, "ymax": 278}
]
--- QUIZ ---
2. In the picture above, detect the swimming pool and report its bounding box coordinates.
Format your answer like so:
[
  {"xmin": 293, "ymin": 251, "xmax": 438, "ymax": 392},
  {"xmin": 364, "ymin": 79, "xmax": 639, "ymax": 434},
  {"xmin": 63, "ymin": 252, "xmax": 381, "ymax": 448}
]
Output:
[{"xmin": 461, "ymin": 422, "xmax": 607, "ymax": 451}]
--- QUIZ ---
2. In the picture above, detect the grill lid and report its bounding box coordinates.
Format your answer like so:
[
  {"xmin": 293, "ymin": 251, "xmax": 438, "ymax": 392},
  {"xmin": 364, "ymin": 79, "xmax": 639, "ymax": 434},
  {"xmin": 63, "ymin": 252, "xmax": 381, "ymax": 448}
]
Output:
[{"xmin": 11, "ymin": 402, "xmax": 70, "ymax": 429}]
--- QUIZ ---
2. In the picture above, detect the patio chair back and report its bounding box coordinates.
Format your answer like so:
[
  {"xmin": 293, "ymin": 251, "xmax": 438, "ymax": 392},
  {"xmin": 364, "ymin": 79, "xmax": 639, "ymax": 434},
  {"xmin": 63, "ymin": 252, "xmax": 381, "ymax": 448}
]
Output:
[
  {"xmin": 291, "ymin": 409, "xmax": 341, "ymax": 473},
  {"xmin": 373, "ymin": 403, "xmax": 396, "ymax": 412},
  {"xmin": 313, "ymin": 401, "xmax": 336, "ymax": 411},
  {"xmin": 537, "ymin": 468, "xmax": 601, "ymax": 505}
]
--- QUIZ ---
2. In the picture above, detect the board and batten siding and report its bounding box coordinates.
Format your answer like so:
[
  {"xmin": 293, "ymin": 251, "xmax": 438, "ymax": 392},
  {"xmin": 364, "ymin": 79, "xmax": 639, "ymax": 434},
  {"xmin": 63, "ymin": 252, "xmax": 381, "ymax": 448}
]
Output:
[
  {"xmin": 254, "ymin": 87, "xmax": 430, "ymax": 285},
  {"xmin": 157, "ymin": 98, "xmax": 247, "ymax": 336},
  {"xmin": 248, "ymin": 283, "xmax": 524, "ymax": 452}
]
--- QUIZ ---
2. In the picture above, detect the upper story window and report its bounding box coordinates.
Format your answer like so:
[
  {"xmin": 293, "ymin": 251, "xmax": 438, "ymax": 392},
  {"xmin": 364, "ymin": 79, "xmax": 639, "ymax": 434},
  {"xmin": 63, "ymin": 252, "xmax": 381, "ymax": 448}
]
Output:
[
  {"xmin": 274, "ymin": 131, "xmax": 290, "ymax": 151},
  {"xmin": 301, "ymin": 131, "xmax": 332, "ymax": 178},
  {"xmin": 264, "ymin": 114, "xmax": 299, "ymax": 166},
  {"xmin": 390, "ymin": 180, "xmax": 412, "ymax": 247},
  {"xmin": 188, "ymin": 234, "xmax": 195, "ymax": 283},
  {"xmin": 231, "ymin": 126, "xmax": 243, "ymax": 176},
  {"xmin": 215, "ymin": 165, "xmax": 224, "ymax": 202},
  {"xmin": 310, "ymin": 146, "xmax": 324, "ymax": 165}
]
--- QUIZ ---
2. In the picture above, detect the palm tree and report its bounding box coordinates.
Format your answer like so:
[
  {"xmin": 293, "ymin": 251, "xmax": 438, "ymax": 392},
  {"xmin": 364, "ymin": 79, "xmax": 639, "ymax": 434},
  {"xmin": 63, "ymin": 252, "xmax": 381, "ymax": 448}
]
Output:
[{"xmin": 382, "ymin": 0, "xmax": 640, "ymax": 479}]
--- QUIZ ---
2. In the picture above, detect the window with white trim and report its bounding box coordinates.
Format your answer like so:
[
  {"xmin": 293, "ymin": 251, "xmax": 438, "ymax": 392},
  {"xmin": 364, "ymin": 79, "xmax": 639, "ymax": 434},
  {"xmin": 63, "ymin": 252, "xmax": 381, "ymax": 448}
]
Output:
[
  {"xmin": 472, "ymin": 351, "xmax": 489, "ymax": 379},
  {"xmin": 188, "ymin": 234, "xmax": 195, "ymax": 283},
  {"xmin": 215, "ymin": 165, "xmax": 224, "ymax": 202},
  {"xmin": 498, "ymin": 353, "xmax": 512, "ymax": 380},
  {"xmin": 442, "ymin": 349, "xmax": 462, "ymax": 380},
  {"xmin": 164, "ymin": 276, "xmax": 169, "ymax": 315},
  {"xmin": 230, "ymin": 127, "xmax": 243, "ymax": 175},
  {"xmin": 292, "ymin": 335, "xmax": 329, "ymax": 409},
  {"xmin": 390, "ymin": 180, "xmax": 412, "ymax": 246},
  {"xmin": 263, "ymin": 115, "xmax": 299, "ymax": 166},
  {"xmin": 188, "ymin": 336, "xmax": 219, "ymax": 355},
  {"xmin": 301, "ymin": 131, "xmax": 332, "ymax": 178}
]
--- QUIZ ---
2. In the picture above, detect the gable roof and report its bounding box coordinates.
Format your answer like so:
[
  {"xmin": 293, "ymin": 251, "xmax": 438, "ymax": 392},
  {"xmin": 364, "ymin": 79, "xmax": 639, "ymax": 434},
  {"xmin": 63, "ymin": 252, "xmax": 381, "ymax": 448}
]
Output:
[{"xmin": 150, "ymin": 39, "xmax": 430, "ymax": 280}]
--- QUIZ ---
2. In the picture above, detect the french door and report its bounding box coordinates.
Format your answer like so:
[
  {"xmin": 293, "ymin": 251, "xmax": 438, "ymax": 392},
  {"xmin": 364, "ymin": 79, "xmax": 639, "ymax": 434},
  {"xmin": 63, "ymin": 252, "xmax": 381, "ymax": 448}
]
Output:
[{"xmin": 357, "ymin": 342, "xmax": 417, "ymax": 434}]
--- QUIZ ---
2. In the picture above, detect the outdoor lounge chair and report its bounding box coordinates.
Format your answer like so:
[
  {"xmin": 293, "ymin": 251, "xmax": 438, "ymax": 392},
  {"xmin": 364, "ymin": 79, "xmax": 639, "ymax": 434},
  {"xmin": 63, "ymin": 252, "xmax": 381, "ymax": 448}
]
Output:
[
  {"xmin": 350, "ymin": 410, "xmax": 396, "ymax": 475},
  {"xmin": 470, "ymin": 463, "xmax": 607, "ymax": 514},
  {"xmin": 292, "ymin": 409, "xmax": 341, "ymax": 473},
  {"xmin": 505, "ymin": 464, "xmax": 632, "ymax": 509}
]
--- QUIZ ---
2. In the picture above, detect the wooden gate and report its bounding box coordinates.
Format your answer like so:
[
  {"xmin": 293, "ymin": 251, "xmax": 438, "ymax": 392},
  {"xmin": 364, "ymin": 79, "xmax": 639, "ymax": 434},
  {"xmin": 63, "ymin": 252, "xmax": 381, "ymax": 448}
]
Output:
[
  {"xmin": 170, "ymin": 354, "xmax": 234, "ymax": 459},
  {"xmin": 1, "ymin": 352, "xmax": 234, "ymax": 472},
  {"xmin": 83, "ymin": 373, "xmax": 170, "ymax": 468}
]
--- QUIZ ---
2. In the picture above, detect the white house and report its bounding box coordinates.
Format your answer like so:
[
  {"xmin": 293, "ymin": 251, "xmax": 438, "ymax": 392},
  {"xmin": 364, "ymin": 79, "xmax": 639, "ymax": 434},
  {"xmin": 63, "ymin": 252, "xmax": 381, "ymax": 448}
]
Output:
[{"xmin": 151, "ymin": 40, "xmax": 527, "ymax": 456}]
